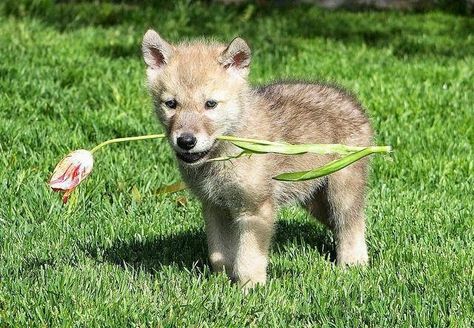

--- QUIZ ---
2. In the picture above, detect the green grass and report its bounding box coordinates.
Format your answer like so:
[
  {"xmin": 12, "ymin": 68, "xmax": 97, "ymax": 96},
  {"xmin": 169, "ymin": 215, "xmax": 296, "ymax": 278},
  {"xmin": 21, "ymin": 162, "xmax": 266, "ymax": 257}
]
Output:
[{"xmin": 1, "ymin": 1, "xmax": 473, "ymax": 326}]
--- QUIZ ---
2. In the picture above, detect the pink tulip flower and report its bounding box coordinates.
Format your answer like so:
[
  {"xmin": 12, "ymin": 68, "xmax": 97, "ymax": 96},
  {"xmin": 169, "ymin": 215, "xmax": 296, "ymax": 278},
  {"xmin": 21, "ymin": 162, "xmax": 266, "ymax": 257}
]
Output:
[{"xmin": 49, "ymin": 149, "xmax": 94, "ymax": 203}]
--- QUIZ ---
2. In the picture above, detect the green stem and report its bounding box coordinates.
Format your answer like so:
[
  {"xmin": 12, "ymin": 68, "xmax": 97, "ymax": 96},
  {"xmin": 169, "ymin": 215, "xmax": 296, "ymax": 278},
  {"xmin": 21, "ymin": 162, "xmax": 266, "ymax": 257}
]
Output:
[
  {"xmin": 89, "ymin": 133, "xmax": 391, "ymax": 158},
  {"xmin": 90, "ymin": 134, "xmax": 166, "ymax": 154},
  {"xmin": 206, "ymin": 150, "xmax": 250, "ymax": 162},
  {"xmin": 216, "ymin": 135, "xmax": 282, "ymax": 145}
]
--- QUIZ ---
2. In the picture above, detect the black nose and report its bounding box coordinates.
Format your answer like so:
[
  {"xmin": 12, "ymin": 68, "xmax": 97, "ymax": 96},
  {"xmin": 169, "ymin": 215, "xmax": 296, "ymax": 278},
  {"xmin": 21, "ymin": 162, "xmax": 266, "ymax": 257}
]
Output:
[{"xmin": 177, "ymin": 133, "xmax": 197, "ymax": 150}]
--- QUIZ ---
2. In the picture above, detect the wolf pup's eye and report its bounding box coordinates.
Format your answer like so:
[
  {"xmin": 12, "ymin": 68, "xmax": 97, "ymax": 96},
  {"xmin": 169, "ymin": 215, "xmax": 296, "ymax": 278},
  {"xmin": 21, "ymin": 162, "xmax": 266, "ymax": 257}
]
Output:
[
  {"xmin": 205, "ymin": 100, "xmax": 217, "ymax": 109},
  {"xmin": 164, "ymin": 99, "xmax": 177, "ymax": 109}
]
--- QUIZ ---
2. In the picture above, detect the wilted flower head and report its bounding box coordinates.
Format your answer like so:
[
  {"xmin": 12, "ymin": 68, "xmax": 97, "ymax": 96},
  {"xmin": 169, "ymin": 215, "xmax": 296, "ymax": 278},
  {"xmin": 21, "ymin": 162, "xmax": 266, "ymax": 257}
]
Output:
[{"xmin": 49, "ymin": 149, "xmax": 94, "ymax": 203}]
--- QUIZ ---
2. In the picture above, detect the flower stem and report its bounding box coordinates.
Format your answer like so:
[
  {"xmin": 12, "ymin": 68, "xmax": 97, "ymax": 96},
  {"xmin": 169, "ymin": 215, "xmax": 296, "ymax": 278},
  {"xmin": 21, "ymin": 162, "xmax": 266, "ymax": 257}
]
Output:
[
  {"xmin": 216, "ymin": 135, "xmax": 282, "ymax": 145},
  {"xmin": 90, "ymin": 134, "xmax": 166, "ymax": 154}
]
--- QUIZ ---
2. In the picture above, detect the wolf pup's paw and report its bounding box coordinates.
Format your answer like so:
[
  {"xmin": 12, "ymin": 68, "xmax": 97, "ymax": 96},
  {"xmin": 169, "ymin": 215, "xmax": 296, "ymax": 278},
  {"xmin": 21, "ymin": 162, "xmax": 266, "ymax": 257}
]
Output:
[
  {"xmin": 336, "ymin": 242, "xmax": 369, "ymax": 266},
  {"xmin": 209, "ymin": 252, "xmax": 234, "ymax": 274}
]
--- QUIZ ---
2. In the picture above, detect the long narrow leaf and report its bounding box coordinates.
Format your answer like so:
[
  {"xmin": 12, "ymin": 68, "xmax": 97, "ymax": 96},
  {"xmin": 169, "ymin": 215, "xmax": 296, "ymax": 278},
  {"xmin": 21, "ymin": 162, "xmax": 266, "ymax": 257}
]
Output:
[
  {"xmin": 273, "ymin": 147, "xmax": 388, "ymax": 181},
  {"xmin": 219, "ymin": 135, "xmax": 389, "ymax": 156}
]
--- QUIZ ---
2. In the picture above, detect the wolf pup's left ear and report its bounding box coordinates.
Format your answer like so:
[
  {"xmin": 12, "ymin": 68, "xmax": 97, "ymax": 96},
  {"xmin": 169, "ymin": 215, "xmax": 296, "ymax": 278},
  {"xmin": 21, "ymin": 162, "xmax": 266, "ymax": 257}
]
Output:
[
  {"xmin": 219, "ymin": 37, "xmax": 251, "ymax": 78},
  {"xmin": 142, "ymin": 29, "xmax": 173, "ymax": 82}
]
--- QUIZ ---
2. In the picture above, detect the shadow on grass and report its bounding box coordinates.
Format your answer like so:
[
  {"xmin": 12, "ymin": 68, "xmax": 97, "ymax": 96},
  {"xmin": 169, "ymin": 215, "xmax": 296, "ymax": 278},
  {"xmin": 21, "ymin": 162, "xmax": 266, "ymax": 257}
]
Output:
[
  {"xmin": 3, "ymin": 1, "xmax": 473, "ymax": 60},
  {"xmin": 94, "ymin": 43, "xmax": 141, "ymax": 59},
  {"xmin": 88, "ymin": 219, "xmax": 334, "ymax": 276}
]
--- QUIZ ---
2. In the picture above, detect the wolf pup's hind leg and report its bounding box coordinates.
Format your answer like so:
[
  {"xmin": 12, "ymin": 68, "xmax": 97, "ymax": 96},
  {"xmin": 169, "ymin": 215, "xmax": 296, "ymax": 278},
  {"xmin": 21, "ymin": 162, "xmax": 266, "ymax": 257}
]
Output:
[
  {"xmin": 327, "ymin": 160, "xmax": 370, "ymax": 265},
  {"xmin": 307, "ymin": 160, "xmax": 369, "ymax": 266}
]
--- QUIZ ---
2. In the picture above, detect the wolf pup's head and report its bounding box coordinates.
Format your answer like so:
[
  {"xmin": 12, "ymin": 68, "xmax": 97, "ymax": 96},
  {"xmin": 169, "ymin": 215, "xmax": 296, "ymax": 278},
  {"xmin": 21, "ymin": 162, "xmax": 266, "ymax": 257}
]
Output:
[{"xmin": 142, "ymin": 30, "xmax": 251, "ymax": 165}]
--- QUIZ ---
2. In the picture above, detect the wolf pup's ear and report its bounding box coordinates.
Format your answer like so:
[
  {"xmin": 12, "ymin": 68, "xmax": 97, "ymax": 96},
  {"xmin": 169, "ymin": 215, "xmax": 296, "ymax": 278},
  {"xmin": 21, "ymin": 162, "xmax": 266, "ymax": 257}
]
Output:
[
  {"xmin": 219, "ymin": 37, "xmax": 251, "ymax": 77},
  {"xmin": 142, "ymin": 29, "xmax": 173, "ymax": 81}
]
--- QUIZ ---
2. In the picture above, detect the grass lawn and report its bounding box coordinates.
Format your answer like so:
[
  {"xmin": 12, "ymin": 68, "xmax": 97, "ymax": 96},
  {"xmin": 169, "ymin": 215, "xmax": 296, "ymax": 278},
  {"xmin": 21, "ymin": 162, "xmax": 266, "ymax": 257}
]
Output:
[{"xmin": 1, "ymin": 1, "xmax": 473, "ymax": 326}]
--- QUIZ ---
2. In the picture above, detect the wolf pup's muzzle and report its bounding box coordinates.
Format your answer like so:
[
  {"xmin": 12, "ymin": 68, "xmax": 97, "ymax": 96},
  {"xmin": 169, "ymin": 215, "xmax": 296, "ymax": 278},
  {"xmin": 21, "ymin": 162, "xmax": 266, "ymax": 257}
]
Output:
[{"xmin": 174, "ymin": 132, "xmax": 214, "ymax": 164}]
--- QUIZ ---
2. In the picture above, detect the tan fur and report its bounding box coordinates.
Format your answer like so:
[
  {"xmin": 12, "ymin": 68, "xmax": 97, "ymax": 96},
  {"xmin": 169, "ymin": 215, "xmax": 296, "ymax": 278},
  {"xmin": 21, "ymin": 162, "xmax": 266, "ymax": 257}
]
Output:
[{"xmin": 142, "ymin": 30, "xmax": 373, "ymax": 289}]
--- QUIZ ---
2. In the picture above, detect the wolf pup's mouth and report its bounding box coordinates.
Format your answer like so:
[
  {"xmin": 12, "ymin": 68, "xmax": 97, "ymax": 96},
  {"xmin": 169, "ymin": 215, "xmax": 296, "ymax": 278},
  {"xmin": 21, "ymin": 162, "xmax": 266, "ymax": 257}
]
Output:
[{"xmin": 176, "ymin": 150, "xmax": 210, "ymax": 164}]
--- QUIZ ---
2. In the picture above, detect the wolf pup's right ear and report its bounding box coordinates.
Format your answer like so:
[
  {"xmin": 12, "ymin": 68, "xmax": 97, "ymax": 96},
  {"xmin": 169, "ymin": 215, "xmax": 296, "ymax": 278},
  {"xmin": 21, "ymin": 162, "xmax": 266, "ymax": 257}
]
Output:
[
  {"xmin": 219, "ymin": 37, "xmax": 251, "ymax": 78},
  {"xmin": 142, "ymin": 29, "xmax": 173, "ymax": 82}
]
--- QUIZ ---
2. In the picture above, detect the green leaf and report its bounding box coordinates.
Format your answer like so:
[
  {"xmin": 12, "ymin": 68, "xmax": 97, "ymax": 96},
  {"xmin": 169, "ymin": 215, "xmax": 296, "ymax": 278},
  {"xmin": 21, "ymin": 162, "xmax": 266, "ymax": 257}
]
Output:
[
  {"xmin": 131, "ymin": 185, "xmax": 142, "ymax": 202},
  {"xmin": 273, "ymin": 148, "xmax": 384, "ymax": 181},
  {"xmin": 218, "ymin": 135, "xmax": 390, "ymax": 156}
]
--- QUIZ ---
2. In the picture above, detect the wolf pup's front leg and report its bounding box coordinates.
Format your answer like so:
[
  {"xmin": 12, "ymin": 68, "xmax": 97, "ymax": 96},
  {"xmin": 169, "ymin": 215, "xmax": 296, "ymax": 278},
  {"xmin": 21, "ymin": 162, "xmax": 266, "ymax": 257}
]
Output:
[
  {"xmin": 232, "ymin": 200, "xmax": 275, "ymax": 289},
  {"xmin": 203, "ymin": 203, "xmax": 236, "ymax": 275}
]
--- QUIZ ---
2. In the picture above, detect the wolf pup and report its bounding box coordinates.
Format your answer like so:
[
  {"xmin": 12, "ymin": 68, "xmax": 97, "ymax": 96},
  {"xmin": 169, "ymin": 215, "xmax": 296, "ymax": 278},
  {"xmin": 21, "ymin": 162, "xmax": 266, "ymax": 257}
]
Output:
[{"xmin": 142, "ymin": 30, "xmax": 373, "ymax": 289}]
